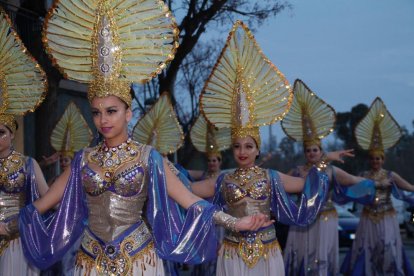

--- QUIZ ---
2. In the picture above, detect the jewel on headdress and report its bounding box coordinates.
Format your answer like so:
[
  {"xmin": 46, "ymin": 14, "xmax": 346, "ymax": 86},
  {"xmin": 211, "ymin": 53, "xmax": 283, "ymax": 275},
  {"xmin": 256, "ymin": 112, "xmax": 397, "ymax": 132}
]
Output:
[
  {"xmin": 43, "ymin": 0, "xmax": 179, "ymax": 107},
  {"xmin": 0, "ymin": 7, "xmax": 47, "ymax": 132},
  {"xmin": 281, "ymin": 79, "xmax": 335, "ymax": 148},
  {"xmin": 200, "ymin": 21, "xmax": 292, "ymax": 149},
  {"xmin": 50, "ymin": 102, "xmax": 92, "ymax": 159},
  {"xmin": 190, "ymin": 114, "xmax": 231, "ymax": 159},
  {"xmin": 132, "ymin": 93, "xmax": 183, "ymax": 155},
  {"xmin": 355, "ymin": 97, "xmax": 401, "ymax": 156}
]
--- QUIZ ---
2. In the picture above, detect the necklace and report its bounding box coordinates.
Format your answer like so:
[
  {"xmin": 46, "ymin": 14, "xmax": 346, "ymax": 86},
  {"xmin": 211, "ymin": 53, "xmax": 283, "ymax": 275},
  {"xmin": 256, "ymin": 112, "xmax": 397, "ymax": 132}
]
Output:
[
  {"xmin": 367, "ymin": 169, "xmax": 387, "ymax": 182},
  {"xmin": 88, "ymin": 138, "xmax": 140, "ymax": 182},
  {"xmin": 233, "ymin": 166, "xmax": 261, "ymax": 186},
  {"xmin": 0, "ymin": 150, "xmax": 24, "ymax": 183},
  {"xmin": 206, "ymin": 170, "xmax": 220, "ymax": 179}
]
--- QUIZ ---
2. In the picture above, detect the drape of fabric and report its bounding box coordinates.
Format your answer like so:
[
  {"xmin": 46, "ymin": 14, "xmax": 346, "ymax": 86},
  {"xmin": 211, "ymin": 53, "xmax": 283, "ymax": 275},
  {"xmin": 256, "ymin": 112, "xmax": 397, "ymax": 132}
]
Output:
[
  {"xmin": 331, "ymin": 174, "xmax": 376, "ymax": 205},
  {"xmin": 269, "ymin": 168, "xmax": 328, "ymax": 226},
  {"xmin": 147, "ymin": 150, "xmax": 219, "ymax": 264},
  {"xmin": 20, "ymin": 148, "xmax": 219, "ymax": 271},
  {"xmin": 19, "ymin": 152, "xmax": 88, "ymax": 269}
]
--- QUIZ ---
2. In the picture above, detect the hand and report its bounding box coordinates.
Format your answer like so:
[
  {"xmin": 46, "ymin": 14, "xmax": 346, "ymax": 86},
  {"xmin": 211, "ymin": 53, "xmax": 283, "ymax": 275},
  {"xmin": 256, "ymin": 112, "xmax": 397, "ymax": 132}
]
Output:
[
  {"xmin": 40, "ymin": 152, "xmax": 60, "ymax": 167},
  {"xmin": 235, "ymin": 213, "xmax": 274, "ymax": 232},
  {"xmin": 326, "ymin": 149, "xmax": 355, "ymax": 164},
  {"xmin": 0, "ymin": 222, "xmax": 8, "ymax": 236}
]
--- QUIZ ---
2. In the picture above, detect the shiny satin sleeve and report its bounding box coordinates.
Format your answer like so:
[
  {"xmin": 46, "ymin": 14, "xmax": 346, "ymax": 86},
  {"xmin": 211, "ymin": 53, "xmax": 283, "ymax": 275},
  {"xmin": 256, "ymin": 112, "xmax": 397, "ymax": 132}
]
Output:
[
  {"xmin": 270, "ymin": 167, "xmax": 329, "ymax": 226},
  {"xmin": 146, "ymin": 150, "xmax": 219, "ymax": 264},
  {"xmin": 174, "ymin": 163, "xmax": 195, "ymax": 182},
  {"xmin": 19, "ymin": 151, "xmax": 88, "ymax": 269},
  {"xmin": 331, "ymin": 167, "xmax": 376, "ymax": 205},
  {"xmin": 390, "ymin": 171, "xmax": 414, "ymax": 205}
]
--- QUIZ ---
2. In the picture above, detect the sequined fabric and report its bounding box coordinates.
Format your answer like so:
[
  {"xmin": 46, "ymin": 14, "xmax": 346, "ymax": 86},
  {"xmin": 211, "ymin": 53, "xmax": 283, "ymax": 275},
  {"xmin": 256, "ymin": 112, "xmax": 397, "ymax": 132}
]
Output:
[
  {"xmin": 1, "ymin": 152, "xmax": 27, "ymax": 254},
  {"xmin": 360, "ymin": 169, "xmax": 395, "ymax": 223},
  {"xmin": 77, "ymin": 221, "xmax": 153, "ymax": 276}
]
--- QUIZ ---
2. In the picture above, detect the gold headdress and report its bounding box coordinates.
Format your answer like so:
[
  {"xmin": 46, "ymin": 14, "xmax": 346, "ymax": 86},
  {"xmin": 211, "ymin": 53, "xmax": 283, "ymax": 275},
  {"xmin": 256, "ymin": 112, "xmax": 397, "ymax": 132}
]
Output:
[
  {"xmin": 354, "ymin": 97, "xmax": 402, "ymax": 157},
  {"xmin": 50, "ymin": 101, "xmax": 92, "ymax": 158},
  {"xmin": 132, "ymin": 93, "xmax": 184, "ymax": 155},
  {"xmin": 200, "ymin": 21, "xmax": 292, "ymax": 147},
  {"xmin": 0, "ymin": 7, "xmax": 47, "ymax": 132},
  {"xmin": 43, "ymin": 0, "xmax": 179, "ymax": 106},
  {"xmin": 190, "ymin": 114, "xmax": 231, "ymax": 159},
  {"xmin": 281, "ymin": 79, "xmax": 335, "ymax": 148}
]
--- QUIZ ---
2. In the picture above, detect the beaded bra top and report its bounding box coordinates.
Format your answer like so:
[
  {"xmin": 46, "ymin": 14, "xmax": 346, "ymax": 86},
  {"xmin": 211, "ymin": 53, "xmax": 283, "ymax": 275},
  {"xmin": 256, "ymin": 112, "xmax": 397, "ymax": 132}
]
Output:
[
  {"xmin": 221, "ymin": 166, "xmax": 271, "ymax": 217},
  {"xmin": 0, "ymin": 151, "xmax": 26, "ymax": 193},
  {"xmin": 82, "ymin": 139, "xmax": 148, "ymax": 197},
  {"xmin": 362, "ymin": 169, "xmax": 393, "ymax": 209}
]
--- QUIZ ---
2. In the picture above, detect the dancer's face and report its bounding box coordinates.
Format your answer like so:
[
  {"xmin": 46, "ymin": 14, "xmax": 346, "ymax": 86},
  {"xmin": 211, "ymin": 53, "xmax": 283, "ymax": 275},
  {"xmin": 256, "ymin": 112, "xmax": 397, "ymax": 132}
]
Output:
[
  {"xmin": 207, "ymin": 155, "xmax": 221, "ymax": 173},
  {"xmin": 0, "ymin": 125, "xmax": 13, "ymax": 157},
  {"xmin": 60, "ymin": 155, "xmax": 72, "ymax": 170},
  {"xmin": 232, "ymin": 136, "xmax": 259, "ymax": 169},
  {"xmin": 304, "ymin": 144, "xmax": 323, "ymax": 165},
  {"xmin": 369, "ymin": 153, "xmax": 384, "ymax": 171},
  {"xmin": 91, "ymin": 96, "xmax": 132, "ymax": 145}
]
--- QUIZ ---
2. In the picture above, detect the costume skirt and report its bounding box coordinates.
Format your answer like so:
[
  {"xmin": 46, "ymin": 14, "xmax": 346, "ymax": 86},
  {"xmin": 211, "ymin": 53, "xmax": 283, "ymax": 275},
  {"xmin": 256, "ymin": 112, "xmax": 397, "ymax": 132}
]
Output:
[
  {"xmin": 284, "ymin": 210, "xmax": 339, "ymax": 275},
  {"xmin": 0, "ymin": 238, "xmax": 40, "ymax": 276}
]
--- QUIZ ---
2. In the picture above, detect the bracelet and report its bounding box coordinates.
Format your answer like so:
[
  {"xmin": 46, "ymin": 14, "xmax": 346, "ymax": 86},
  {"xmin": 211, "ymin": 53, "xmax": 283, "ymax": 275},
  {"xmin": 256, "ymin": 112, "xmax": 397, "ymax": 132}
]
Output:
[
  {"xmin": 316, "ymin": 153, "xmax": 328, "ymax": 172},
  {"xmin": 5, "ymin": 218, "xmax": 18, "ymax": 236},
  {"xmin": 213, "ymin": 211, "xmax": 239, "ymax": 232}
]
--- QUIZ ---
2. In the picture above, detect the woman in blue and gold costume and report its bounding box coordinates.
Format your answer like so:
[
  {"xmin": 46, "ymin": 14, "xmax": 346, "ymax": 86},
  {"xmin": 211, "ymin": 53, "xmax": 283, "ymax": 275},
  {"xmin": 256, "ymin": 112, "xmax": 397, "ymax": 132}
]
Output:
[
  {"xmin": 341, "ymin": 98, "xmax": 414, "ymax": 275},
  {"xmin": 18, "ymin": 1, "xmax": 272, "ymax": 275},
  {"xmin": 194, "ymin": 21, "xmax": 352, "ymax": 276},
  {"xmin": 282, "ymin": 79, "xmax": 375, "ymax": 276},
  {"xmin": 0, "ymin": 7, "xmax": 49, "ymax": 275}
]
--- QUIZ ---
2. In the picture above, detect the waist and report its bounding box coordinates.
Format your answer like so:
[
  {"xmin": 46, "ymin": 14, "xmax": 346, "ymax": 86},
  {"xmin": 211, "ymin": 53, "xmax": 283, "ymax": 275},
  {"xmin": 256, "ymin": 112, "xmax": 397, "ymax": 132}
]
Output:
[
  {"xmin": 0, "ymin": 235, "xmax": 19, "ymax": 256},
  {"xmin": 0, "ymin": 193, "xmax": 25, "ymax": 221},
  {"xmin": 86, "ymin": 192, "xmax": 145, "ymax": 241},
  {"xmin": 224, "ymin": 224, "xmax": 276, "ymax": 244},
  {"xmin": 362, "ymin": 204, "xmax": 396, "ymax": 223},
  {"xmin": 78, "ymin": 220, "xmax": 153, "ymax": 275},
  {"xmin": 222, "ymin": 225, "xmax": 279, "ymax": 268}
]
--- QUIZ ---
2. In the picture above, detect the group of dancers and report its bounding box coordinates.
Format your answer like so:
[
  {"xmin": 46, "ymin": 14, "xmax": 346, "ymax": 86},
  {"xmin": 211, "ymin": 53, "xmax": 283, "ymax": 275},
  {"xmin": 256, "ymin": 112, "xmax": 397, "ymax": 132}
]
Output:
[{"xmin": 0, "ymin": 1, "xmax": 413, "ymax": 276}]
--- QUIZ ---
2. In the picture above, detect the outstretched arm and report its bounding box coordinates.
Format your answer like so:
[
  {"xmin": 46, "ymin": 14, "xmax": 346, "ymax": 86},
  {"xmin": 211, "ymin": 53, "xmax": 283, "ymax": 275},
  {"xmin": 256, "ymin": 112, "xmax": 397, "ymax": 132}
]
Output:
[
  {"xmin": 279, "ymin": 172, "xmax": 306, "ymax": 193},
  {"xmin": 32, "ymin": 166, "xmax": 71, "ymax": 214},
  {"xmin": 190, "ymin": 177, "xmax": 217, "ymax": 198},
  {"xmin": 332, "ymin": 166, "xmax": 366, "ymax": 186},
  {"xmin": 392, "ymin": 172, "xmax": 414, "ymax": 192},
  {"xmin": 32, "ymin": 159, "xmax": 49, "ymax": 196}
]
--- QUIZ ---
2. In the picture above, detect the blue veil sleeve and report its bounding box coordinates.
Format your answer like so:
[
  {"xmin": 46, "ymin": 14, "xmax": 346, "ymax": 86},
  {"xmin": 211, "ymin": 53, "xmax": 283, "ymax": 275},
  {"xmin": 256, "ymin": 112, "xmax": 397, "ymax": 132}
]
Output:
[
  {"xmin": 270, "ymin": 167, "xmax": 329, "ymax": 226},
  {"xmin": 146, "ymin": 150, "xmax": 219, "ymax": 264},
  {"xmin": 390, "ymin": 171, "xmax": 414, "ymax": 205},
  {"xmin": 331, "ymin": 167, "xmax": 376, "ymax": 205},
  {"xmin": 19, "ymin": 151, "xmax": 88, "ymax": 269}
]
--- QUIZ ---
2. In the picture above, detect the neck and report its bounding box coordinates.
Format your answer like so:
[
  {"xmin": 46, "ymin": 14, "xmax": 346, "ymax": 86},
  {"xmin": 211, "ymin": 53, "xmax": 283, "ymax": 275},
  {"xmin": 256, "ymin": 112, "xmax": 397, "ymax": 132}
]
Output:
[
  {"xmin": 104, "ymin": 133, "xmax": 129, "ymax": 147},
  {"xmin": 239, "ymin": 164, "xmax": 255, "ymax": 169},
  {"xmin": 0, "ymin": 148, "xmax": 12, "ymax": 159}
]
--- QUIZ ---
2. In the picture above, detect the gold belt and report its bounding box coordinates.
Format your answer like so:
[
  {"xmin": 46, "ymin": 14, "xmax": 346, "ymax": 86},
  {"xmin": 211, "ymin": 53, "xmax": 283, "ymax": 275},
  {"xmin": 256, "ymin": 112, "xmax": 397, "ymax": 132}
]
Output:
[
  {"xmin": 223, "ymin": 226, "xmax": 278, "ymax": 268},
  {"xmin": 76, "ymin": 221, "xmax": 154, "ymax": 276},
  {"xmin": 0, "ymin": 234, "xmax": 19, "ymax": 256},
  {"xmin": 363, "ymin": 206, "xmax": 396, "ymax": 223}
]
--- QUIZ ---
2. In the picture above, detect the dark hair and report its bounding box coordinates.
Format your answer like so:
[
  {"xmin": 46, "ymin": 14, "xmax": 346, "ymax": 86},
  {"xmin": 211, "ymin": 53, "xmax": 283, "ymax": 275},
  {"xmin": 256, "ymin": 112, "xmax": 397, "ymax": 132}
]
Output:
[{"xmin": 255, "ymin": 151, "xmax": 260, "ymax": 160}]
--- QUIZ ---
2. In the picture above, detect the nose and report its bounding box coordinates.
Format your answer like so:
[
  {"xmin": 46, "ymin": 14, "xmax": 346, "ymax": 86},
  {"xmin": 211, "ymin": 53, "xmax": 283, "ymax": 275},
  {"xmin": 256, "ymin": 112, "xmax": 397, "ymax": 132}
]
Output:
[{"xmin": 100, "ymin": 113, "xmax": 108, "ymax": 125}]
